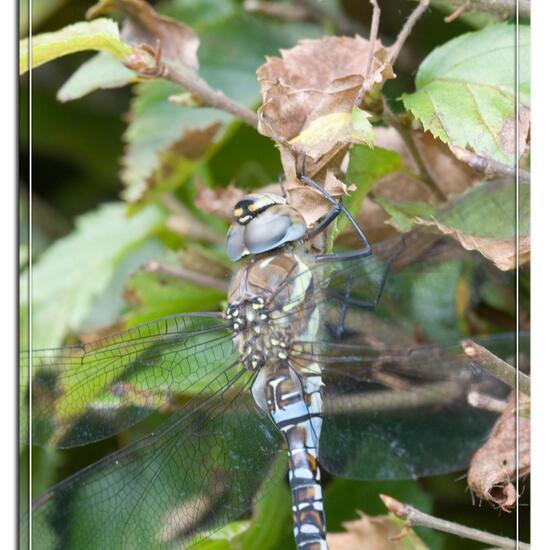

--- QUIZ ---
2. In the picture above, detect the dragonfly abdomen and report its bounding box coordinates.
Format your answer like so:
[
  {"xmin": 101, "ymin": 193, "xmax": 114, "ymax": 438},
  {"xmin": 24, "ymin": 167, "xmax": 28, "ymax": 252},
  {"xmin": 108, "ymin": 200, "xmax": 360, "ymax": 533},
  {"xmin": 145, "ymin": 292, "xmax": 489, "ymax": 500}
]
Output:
[{"xmin": 265, "ymin": 363, "xmax": 328, "ymax": 550}]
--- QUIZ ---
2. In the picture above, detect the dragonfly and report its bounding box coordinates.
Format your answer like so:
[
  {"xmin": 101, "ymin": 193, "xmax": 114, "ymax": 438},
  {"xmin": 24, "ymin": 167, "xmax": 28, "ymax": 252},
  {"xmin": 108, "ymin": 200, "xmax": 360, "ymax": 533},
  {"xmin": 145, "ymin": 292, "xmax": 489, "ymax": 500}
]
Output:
[{"xmin": 24, "ymin": 174, "xmax": 521, "ymax": 550}]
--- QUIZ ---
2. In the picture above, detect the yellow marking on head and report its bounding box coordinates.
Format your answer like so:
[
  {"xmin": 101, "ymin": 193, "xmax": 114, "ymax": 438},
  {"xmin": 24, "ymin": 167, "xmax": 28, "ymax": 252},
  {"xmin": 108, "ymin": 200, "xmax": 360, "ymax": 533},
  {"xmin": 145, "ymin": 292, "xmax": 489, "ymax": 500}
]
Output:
[{"xmin": 234, "ymin": 207, "xmax": 243, "ymax": 217}]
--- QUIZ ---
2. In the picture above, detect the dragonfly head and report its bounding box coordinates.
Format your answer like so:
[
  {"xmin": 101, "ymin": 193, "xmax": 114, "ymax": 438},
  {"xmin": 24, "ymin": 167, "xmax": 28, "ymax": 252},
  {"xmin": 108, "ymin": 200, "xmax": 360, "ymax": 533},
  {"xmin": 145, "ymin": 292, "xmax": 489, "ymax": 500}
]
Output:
[{"xmin": 226, "ymin": 193, "xmax": 307, "ymax": 261}]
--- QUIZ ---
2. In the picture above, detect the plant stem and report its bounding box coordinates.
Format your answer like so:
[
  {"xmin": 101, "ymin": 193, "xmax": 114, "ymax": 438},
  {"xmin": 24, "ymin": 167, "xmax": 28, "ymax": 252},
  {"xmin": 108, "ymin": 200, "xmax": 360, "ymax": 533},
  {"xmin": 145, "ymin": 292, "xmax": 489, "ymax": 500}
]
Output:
[
  {"xmin": 461, "ymin": 339, "xmax": 531, "ymax": 396},
  {"xmin": 380, "ymin": 494, "xmax": 531, "ymax": 550},
  {"xmin": 163, "ymin": 62, "xmax": 258, "ymax": 128},
  {"xmin": 388, "ymin": 0, "xmax": 430, "ymax": 65},
  {"xmin": 354, "ymin": 0, "xmax": 381, "ymax": 107},
  {"xmin": 418, "ymin": 0, "xmax": 530, "ymax": 18},
  {"xmin": 144, "ymin": 261, "xmax": 228, "ymax": 292},
  {"xmin": 450, "ymin": 146, "xmax": 530, "ymax": 183},
  {"xmin": 381, "ymin": 98, "xmax": 446, "ymax": 201}
]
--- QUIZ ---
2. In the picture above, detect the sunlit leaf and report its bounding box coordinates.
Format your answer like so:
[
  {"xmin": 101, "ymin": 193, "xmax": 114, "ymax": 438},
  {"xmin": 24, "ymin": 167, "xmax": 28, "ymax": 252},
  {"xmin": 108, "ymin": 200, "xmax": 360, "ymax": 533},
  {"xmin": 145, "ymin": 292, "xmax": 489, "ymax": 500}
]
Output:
[
  {"xmin": 23, "ymin": 203, "xmax": 165, "ymax": 348},
  {"xmin": 57, "ymin": 51, "xmax": 138, "ymax": 102},
  {"xmin": 402, "ymin": 24, "xmax": 530, "ymax": 167},
  {"xmin": 19, "ymin": 18, "xmax": 132, "ymax": 74}
]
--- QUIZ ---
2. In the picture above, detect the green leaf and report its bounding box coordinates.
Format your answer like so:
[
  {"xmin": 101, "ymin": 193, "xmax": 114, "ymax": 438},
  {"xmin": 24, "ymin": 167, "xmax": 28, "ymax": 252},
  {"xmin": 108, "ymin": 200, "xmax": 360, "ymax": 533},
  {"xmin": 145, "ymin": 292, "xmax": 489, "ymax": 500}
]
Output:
[
  {"xmin": 57, "ymin": 51, "xmax": 138, "ymax": 103},
  {"xmin": 124, "ymin": 263, "xmax": 226, "ymax": 327},
  {"xmin": 350, "ymin": 106, "xmax": 375, "ymax": 144},
  {"xmin": 290, "ymin": 108, "xmax": 374, "ymax": 157},
  {"xmin": 330, "ymin": 145, "xmax": 406, "ymax": 244},
  {"xmin": 402, "ymin": 23, "xmax": 530, "ymax": 167},
  {"xmin": 374, "ymin": 179, "xmax": 530, "ymax": 270},
  {"xmin": 374, "ymin": 196, "xmax": 436, "ymax": 233},
  {"xmin": 19, "ymin": 18, "xmax": 132, "ymax": 74},
  {"xmin": 192, "ymin": 522, "xmax": 251, "ymax": 550},
  {"xmin": 23, "ymin": 203, "xmax": 165, "ymax": 348}
]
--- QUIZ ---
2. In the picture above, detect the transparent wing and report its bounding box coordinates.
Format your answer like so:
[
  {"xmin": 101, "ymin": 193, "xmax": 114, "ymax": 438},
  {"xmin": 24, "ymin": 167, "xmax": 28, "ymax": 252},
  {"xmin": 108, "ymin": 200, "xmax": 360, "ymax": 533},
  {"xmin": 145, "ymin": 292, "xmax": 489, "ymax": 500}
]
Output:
[
  {"xmin": 23, "ymin": 313, "xmax": 237, "ymax": 448},
  {"xmin": 274, "ymin": 229, "xmax": 513, "ymax": 347},
  {"xmin": 29, "ymin": 363, "xmax": 283, "ymax": 550},
  {"xmin": 292, "ymin": 333, "xmax": 522, "ymax": 480}
]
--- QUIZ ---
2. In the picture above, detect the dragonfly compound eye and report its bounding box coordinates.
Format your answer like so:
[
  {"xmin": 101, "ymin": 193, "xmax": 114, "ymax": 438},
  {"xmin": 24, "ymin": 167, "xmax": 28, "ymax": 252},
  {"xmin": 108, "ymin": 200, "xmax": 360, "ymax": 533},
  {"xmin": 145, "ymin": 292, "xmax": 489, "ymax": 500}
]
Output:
[{"xmin": 226, "ymin": 193, "xmax": 307, "ymax": 261}]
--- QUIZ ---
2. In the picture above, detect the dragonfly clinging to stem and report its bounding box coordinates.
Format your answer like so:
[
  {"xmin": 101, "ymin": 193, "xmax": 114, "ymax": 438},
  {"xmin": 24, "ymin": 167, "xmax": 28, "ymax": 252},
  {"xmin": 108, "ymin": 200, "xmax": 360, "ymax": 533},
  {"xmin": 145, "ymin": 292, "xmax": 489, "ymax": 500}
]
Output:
[{"xmin": 25, "ymin": 170, "xmax": 521, "ymax": 549}]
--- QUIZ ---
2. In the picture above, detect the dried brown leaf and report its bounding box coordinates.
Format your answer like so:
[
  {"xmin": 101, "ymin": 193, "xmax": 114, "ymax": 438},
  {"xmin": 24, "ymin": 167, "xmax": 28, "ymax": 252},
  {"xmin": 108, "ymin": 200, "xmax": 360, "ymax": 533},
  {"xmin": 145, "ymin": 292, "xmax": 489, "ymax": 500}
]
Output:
[
  {"xmin": 413, "ymin": 217, "xmax": 530, "ymax": 271},
  {"xmin": 327, "ymin": 512, "xmax": 427, "ymax": 550},
  {"xmin": 286, "ymin": 170, "xmax": 354, "ymax": 226},
  {"xmin": 257, "ymin": 35, "xmax": 395, "ymax": 177},
  {"xmin": 87, "ymin": 0, "xmax": 199, "ymax": 69},
  {"xmin": 194, "ymin": 181, "xmax": 246, "ymax": 221},
  {"xmin": 500, "ymin": 105, "xmax": 530, "ymax": 157},
  {"xmin": 468, "ymin": 392, "xmax": 530, "ymax": 511}
]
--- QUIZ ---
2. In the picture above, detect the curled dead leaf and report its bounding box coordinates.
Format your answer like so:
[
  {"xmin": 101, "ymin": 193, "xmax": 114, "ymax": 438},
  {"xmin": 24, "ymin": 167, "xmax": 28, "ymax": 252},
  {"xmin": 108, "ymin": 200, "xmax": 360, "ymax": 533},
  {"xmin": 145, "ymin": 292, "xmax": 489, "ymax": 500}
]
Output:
[
  {"xmin": 194, "ymin": 181, "xmax": 246, "ymax": 221},
  {"xmin": 413, "ymin": 217, "xmax": 530, "ymax": 271},
  {"xmin": 257, "ymin": 35, "xmax": 395, "ymax": 179},
  {"xmin": 327, "ymin": 511, "xmax": 427, "ymax": 550},
  {"xmin": 287, "ymin": 170, "xmax": 355, "ymax": 226},
  {"xmin": 467, "ymin": 392, "xmax": 530, "ymax": 511},
  {"xmin": 87, "ymin": 0, "xmax": 199, "ymax": 70}
]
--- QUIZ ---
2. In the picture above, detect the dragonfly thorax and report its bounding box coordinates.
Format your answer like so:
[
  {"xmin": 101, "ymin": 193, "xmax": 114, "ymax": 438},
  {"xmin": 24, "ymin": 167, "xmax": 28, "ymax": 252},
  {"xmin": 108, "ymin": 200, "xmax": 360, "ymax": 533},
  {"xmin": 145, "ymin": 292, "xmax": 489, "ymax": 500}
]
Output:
[{"xmin": 226, "ymin": 296, "xmax": 291, "ymax": 371}]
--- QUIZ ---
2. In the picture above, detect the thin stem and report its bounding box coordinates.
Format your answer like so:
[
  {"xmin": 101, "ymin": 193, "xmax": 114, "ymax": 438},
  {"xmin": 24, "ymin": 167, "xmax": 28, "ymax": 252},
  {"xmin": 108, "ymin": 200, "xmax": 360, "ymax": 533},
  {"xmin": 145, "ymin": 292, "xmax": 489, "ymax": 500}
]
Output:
[
  {"xmin": 354, "ymin": 0, "xmax": 381, "ymax": 107},
  {"xmin": 161, "ymin": 193, "xmax": 225, "ymax": 245},
  {"xmin": 144, "ymin": 261, "xmax": 229, "ymax": 293},
  {"xmin": 162, "ymin": 61, "xmax": 258, "ymax": 128},
  {"xmin": 244, "ymin": 1, "xmax": 309, "ymax": 21},
  {"xmin": 381, "ymin": 98, "xmax": 446, "ymax": 201},
  {"xmin": 388, "ymin": 0, "xmax": 430, "ymax": 65},
  {"xmin": 461, "ymin": 339, "xmax": 531, "ymax": 396},
  {"xmin": 418, "ymin": 0, "xmax": 530, "ymax": 19},
  {"xmin": 380, "ymin": 495, "xmax": 531, "ymax": 550},
  {"xmin": 450, "ymin": 146, "xmax": 530, "ymax": 183}
]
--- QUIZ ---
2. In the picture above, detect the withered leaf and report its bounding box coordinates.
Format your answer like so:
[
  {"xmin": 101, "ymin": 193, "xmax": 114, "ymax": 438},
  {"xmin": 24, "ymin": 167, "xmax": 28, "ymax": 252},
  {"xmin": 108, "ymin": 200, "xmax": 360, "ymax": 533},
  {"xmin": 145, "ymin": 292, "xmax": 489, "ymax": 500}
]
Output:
[
  {"xmin": 468, "ymin": 392, "xmax": 530, "ymax": 511},
  {"xmin": 87, "ymin": 0, "xmax": 199, "ymax": 70},
  {"xmin": 257, "ymin": 35, "xmax": 395, "ymax": 179},
  {"xmin": 327, "ymin": 512, "xmax": 427, "ymax": 550},
  {"xmin": 413, "ymin": 218, "xmax": 530, "ymax": 271},
  {"xmin": 194, "ymin": 181, "xmax": 246, "ymax": 221}
]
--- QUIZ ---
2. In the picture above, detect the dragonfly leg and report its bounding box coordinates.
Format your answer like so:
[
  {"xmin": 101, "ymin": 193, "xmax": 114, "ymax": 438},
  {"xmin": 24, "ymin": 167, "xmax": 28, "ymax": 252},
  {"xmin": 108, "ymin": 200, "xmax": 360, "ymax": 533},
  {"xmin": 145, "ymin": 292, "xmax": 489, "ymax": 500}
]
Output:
[
  {"xmin": 295, "ymin": 150, "xmax": 373, "ymax": 264},
  {"xmin": 300, "ymin": 174, "xmax": 373, "ymax": 262}
]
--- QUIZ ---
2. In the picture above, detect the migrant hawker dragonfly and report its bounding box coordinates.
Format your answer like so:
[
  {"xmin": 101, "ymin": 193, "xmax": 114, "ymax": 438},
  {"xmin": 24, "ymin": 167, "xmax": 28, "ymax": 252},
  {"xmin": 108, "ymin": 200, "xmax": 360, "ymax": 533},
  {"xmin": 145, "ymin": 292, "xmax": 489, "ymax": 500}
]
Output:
[{"xmin": 25, "ymin": 182, "xmax": 519, "ymax": 549}]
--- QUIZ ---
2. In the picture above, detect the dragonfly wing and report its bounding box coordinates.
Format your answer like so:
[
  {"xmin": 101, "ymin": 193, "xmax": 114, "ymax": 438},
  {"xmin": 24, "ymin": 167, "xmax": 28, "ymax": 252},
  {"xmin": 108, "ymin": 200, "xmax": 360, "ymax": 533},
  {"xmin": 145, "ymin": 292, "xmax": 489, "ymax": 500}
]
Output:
[
  {"xmin": 30, "ymin": 363, "xmax": 283, "ymax": 549},
  {"xmin": 23, "ymin": 313, "xmax": 237, "ymax": 448},
  {"xmin": 277, "ymin": 230, "xmax": 512, "ymax": 347},
  {"xmin": 294, "ymin": 334, "xmax": 520, "ymax": 480}
]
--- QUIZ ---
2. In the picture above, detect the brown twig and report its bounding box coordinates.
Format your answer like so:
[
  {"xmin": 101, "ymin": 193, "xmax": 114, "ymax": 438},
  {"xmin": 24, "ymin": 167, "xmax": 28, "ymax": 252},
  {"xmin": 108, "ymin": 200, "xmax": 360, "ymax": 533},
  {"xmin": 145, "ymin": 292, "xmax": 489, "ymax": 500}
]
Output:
[
  {"xmin": 450, "ymin": 146, "xmax": 530, "ymax": 183},
  {"xmin": 354, "ymin": 0, "xmax": 381, "ymax": 107},
  {"xmin": 243, "ymin": 1, "xmax": 310, "ymax": 21},
  {"xmin": 144, "ymin": 261, "xmax": 228, "ymax": 292},
  {"xmin": 388, "ymin": 0, "xmax": 430, "ymax": 65},
  {"xmin": 161, "ymin": 193, "xmax": 225, "ymax": 245},
  {"xmin": 380, "ymin": 494, "xmax": 531, "ymax": 550},
  {"xmin": 421, "ymin": 0, "xmax": 530, "ymax": 19},
  {"xmin": 161, "ymin": 61, "xmax": 258, "ymax": 128},
  {"xmin": 381, "ymin": 98, "xmax": 446, "ymax": 201},
  {"xmin": 461, "ymin": 339, "xmax": 531, "ymax": 396}
]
